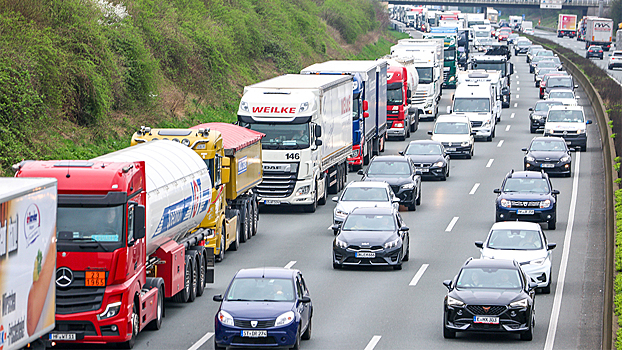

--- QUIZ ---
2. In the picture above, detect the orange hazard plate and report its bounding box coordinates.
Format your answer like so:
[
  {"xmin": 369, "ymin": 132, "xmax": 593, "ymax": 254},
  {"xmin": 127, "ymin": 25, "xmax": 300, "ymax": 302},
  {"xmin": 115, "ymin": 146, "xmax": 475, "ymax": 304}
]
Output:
[{"xmin": 85, "ymin": 271, "xmax": 106, "ymax": 287}]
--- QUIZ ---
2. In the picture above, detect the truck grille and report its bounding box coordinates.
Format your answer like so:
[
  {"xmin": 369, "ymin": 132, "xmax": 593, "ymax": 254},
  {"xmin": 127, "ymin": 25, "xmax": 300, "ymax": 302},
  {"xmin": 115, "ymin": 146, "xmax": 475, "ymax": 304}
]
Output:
[
  {"xmin": 443, "ymin": 71, "xmax": 449, "ymax": 82},
  {"xmin": 471, "ymin": 121, "xmax": 483, "ymax": 128},
  {"xmin": 412, "ymin": 91, "xmax": 428, "ymax": 104},
  {"xmin": 56, "ymin": 270, "xmax": 106, "ymax": 315},
  {"xmin": 257, "ymin": 163, "xmax": 299, "ymax": 198}
]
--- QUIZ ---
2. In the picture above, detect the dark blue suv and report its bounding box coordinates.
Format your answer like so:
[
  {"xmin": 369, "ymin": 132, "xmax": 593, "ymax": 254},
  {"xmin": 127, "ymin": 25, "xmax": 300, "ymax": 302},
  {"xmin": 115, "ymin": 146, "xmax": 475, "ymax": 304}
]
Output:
[
  {"xmin": 493, "ymin": 170, "xmax": 559, "ymax": 230},
  {"xmin": 213, "ymin": 268, "xmax": 312, "ymax": 349}
]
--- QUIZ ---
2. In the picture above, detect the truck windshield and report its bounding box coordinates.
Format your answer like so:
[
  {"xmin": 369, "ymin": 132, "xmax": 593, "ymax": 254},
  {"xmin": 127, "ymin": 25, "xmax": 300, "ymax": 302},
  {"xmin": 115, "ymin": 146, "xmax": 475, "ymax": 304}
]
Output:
[
  {"xmin": 57, "ymin": 206, "xmax": 124, "ymax": 248},
  {"xmin": 475, "ymin": 31, "xmax": 489, "ymax": 37},
  {"xmin": 247, "ymin": 123, "xmax": 310, "ymax": 150},
  {"xmin": 473, "ymin": 62, "xmax": 506, "ymax": 76},
  {"xmin": 416, "ymin": 67, "xmax": 434, "ymax": 84},
  {"xmin": 387, "ymin": 86, "xmax": 403, "ymax": 105},
  {"xmin": 453, "ymin": 98, "xmax": 490, "ymax": 113},
  {"xmin": 444, "ymin": 48, "xmax": 456, "ymax": 61}
]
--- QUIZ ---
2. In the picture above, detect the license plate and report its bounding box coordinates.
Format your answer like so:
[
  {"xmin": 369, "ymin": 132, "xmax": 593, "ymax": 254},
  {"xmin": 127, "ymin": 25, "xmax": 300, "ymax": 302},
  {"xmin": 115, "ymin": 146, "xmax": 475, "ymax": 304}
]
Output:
[
  {"xmin": 415, "ymin": 168, "xmax": 429, "ymax": 172},
  {"xmin": 85, "ymin": 271, "xmax": 106, "ymax": 287},
  {"xmin": 446, "ymin": 148, "xmax": 456, "ymax": 152},
  {"xmin": 474, "ymin": 316, "xmax": 500, "ymax": 324},
  {"xmin": 517, "ymin": 209, "xmax": 535, "ymax": 215},
  {"xmin": 264, "ymin": 200, "xmax": 280, "ymax": 205},
  {"xmin": 49, "ymin": 333, "xmax": 76, "ymax": 341},
  {"xmin": 241, "ymin": 330, "xmax": 267, "ymax": 338},
  {"xmin": 541, "ymin": 163, "xmax": 555, "ymax": 168},
  {"xmin": 356, "ymin": 252, "xmax": 375, "ymax": 258}
]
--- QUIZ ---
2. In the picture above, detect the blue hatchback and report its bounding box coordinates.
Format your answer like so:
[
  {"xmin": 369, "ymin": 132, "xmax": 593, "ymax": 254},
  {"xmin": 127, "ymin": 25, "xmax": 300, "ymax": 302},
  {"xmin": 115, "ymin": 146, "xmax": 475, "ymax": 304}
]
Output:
[{"xmin": 213, "ymin": 268, "xmax": 313, "ymax": 349}]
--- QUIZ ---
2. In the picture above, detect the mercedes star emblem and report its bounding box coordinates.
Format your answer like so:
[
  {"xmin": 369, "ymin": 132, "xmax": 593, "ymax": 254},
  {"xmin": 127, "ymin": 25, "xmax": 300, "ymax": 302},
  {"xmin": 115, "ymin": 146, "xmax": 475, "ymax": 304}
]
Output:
[{"xmin": 56, "ymin": 267, "xmax": 73, "ymax": 287}]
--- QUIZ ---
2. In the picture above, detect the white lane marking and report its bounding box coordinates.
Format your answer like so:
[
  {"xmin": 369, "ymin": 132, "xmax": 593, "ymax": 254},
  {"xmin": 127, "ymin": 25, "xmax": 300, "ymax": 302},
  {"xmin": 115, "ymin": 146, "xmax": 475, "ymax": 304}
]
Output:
[
  {"xmin": 516, "ymin": 94, "xmax": 520, "ymax": 99},
  {"xmin": 510, "ymin": 112, "xmax": 515, "ymax": 119},
  {"xmin": 188, "ymin": 332, "xmax": 215, "ymax": 350},
  {"xmin": 505, "ymin": 125, "xmax": 511, "ymax": 132},
  {"xmin": 445, "ymin": 217, "xmax": 459, "ymax": 232},
  {"xmin": 284, "ymin": 261, "xmax": 297, "ymax": 269},
  {"xmin": 497, "ymin": 140, "xmax": 504, "ymax": 147},
  {"xmin": 469, "ymin": 183, "xmax": 480, "ymax": 195},
  {"xmin": 517, "ymin": 87, "xmax": 521, "ymax": 91},
  {"xmin": 517, "ymin": 80, "xmax": 520, "ymax": 85},
  {"xmin": 486, "ymin": 159, "xmax": 494, "ymax": 168},
  {"xmin": 409, "ymin": 264, "xmax": 430, "ymax": 286},
  {"xmin": 544, "ymin": 152, "xmax": 580, "ymax": 350},
  {"xmin": 364, "ymin": 335, "xmax": 382, "ymax": 350},
  {"xmin": 514, "ymin": 102, "xmax": 518, "ymax": 108}
]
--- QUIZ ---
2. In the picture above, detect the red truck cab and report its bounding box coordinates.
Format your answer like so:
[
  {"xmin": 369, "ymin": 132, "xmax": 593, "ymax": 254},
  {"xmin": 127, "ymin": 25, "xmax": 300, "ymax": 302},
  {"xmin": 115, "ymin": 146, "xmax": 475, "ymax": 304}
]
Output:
[{"xmin": 386, "ymin": 65, "xmax": 410, "ymax": 140}]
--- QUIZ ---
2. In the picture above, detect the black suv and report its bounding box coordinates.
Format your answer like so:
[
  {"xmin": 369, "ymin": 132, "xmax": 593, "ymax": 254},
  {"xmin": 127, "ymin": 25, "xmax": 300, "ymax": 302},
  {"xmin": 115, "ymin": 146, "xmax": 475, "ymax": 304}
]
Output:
[
  {"xmin": 443, "ymin": 258, "xmax": 537, "ymax": 340},
  {"xmin": 359, "ymin": 155, "xmax": 422, "ymax": 211},
  {"xmin": 494, "ymin": 170, "xmax": 559, "ymax": 229}
]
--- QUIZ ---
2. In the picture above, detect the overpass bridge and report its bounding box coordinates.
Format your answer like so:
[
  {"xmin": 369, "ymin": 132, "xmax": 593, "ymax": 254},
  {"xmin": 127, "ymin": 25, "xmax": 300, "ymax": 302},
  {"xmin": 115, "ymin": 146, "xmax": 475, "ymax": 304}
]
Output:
[{"xmin": 388, "ymin": 0, "xmax": 610, "ymax": 16}]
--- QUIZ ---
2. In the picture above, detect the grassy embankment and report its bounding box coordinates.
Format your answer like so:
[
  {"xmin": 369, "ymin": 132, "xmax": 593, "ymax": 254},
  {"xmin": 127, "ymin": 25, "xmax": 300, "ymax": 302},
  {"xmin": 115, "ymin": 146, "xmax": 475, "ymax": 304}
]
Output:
[{"xmin": 0, "ymin": 0, "xmax": 406, "ymax": 176}]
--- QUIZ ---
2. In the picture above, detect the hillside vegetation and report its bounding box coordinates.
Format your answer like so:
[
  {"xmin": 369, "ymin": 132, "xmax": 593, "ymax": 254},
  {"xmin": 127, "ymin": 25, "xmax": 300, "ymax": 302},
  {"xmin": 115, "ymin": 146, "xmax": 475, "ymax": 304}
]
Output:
[{"xmin": 0, "ymin": 0, "xmax": 401, "ymax": 175}]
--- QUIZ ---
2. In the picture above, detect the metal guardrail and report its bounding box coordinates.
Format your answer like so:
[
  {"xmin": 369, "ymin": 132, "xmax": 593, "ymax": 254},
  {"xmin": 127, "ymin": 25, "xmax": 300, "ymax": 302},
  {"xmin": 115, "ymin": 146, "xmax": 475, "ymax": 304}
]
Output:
[
  {"xmin": 389, "ymin": 0, "xmax": 610, "ymax": 5},
  {"xmin": 528, "ymin": 36, "xmax": 617, "ymax": 350}
]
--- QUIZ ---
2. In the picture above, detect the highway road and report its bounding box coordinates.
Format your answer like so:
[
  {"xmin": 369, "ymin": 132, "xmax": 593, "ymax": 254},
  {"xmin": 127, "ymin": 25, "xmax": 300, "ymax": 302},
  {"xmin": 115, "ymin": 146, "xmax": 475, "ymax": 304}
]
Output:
[{"xmin": 127, "ymin": 35, "xmax": 606, "ymax": 350}]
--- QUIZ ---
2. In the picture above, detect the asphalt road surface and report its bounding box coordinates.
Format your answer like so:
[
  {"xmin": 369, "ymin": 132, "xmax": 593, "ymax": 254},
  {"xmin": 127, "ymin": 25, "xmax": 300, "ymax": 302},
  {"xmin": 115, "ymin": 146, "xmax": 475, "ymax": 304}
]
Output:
[{"xmin": 126, "ymin": 34, "xmax": 606, "ymax": 350}]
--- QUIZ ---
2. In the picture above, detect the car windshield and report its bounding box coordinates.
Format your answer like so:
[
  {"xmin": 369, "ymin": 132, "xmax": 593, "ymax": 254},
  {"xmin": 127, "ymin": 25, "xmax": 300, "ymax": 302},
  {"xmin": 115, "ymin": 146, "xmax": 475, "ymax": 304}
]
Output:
[
  {"xmin": 406, "ymin": 143, "xmax": 442, "ymax": 155},
  {"xmin": 367, "ymin": 160, "xmax": 411, "ymax": 176},
  {"xmin": 547, "ymin": 109, "xmax": 584, "ymax": 122},
  {"xmin": 530, "ymin": 140, "xmax": 567, "ymax": 151},
  {"xmin": 538, "ymin": 68, "xmax": 557, "ymax": 77},
  {"xmin": 535, "ymin": 101, "xmax": 562, "ymax": 111},
  {"xmin": 415, "ymin": 67, "xmax": 433, "ymax": 84},
  {"xmin": 518, "ymin": 41, "xmax": 531, "ymax": 47},
  {"xmin": 226, "ymin": 278, "xmax": 295, "ymax": 302},
  {"xmin": 547, "ymin": 77, "xmax": 572, "ymax": 88},
  {"xmin": 453, "ymin": 98, "xmax": 490, "ymax": 113},
  {"xmin": 387, "ymin": 86, "xmax": 403, "ymax": 105},
  {"xmin": 537, "ymin": 51, "xmax": 554, "ymax": 57},
  {"xmin": 247, "ymin": 123, "xmax": 310, "ymax": 150},
  {"xmin": 530, "ymin": 48, "xmax": 544, "ymax": 55},
  {"xmin": 57, "ymin": 205, "xmax": 124, "ymax": 243},
  {"xmin": 341, "ymin": 187, "xmax": 389, "ymax": 202},
  {"xmin": 434, "ymin": 121, "xmax": 469, "ymax": 134},
  {"xmin": 548, "ymin": 91, "xmax": 574, "ymax": 99},
  {"xmin": 503, "ymin": 178, "xmax": 550, "ymax": 193},
  {"xmin": 537, "ymin": 61, "xmax": 557, "ymax": 69},
  {"xmin": 487, "ymin": 230, "xmax": 544, "ymax": 250},
  {"xmin": 456, "ymin": 267, "xmax": 522, "ymax": 289},
  {"xmin": 342, "ymin": 214, "xmax": 396, "ymax": 231},
  {"xmin": 589, "ymin": 46, "xmax": 602, "ymax": 51}
]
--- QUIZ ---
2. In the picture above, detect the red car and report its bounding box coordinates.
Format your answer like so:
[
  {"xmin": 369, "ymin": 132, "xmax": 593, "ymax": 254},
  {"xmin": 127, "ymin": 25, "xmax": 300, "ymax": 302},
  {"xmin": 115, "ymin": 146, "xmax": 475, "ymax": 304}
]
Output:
[{"xmin": 498, "ymin": 28, "xmax": 512, "ymax": 41}]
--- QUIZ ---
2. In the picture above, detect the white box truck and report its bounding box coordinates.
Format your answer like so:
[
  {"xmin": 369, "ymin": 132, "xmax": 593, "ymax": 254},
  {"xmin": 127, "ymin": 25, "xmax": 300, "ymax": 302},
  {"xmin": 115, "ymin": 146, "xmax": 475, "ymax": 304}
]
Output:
[
  {"xmin": 585, "ymin": 17, "xmax": 614, "ymax": 51},
  {"xmin": 238, "ymin": 74, "xmax": 353, "ymax": 212},
  {"xmin": 0, "ymin": 178, "xmax": 57, "ymax": 350},
  {"xmin": 392, "ymin": 39, "xmax": 444, "ymax": 120},
  {"xmin": 557, "ymin": 14, "xmax": 577, "ymax": 38}
]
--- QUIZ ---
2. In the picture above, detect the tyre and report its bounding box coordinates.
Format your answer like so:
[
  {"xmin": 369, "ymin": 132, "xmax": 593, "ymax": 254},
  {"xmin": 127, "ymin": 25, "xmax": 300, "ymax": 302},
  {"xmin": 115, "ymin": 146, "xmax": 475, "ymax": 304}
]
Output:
[
  {"xmin": 530, "ymin": 125, "xmax": 537, "ymax": 133},
  {"xmin": 214, "ymin": 340, "xmax": 226, "ymax": 350},
  {"xmin": 229, "ymin": 216, "xmax": 240, "ymax": 251},
  {"xmin": 410, "ymin": 114, "xmax": 418, "ymax": 132},
  {"xmin": 541, "ymin": 280, "xmax": 551, "ymax": 294},
  {"xmin": 146, "ymin": 279, "xmax": 164, "ymax": 330},
  {"xmin": 443, "ymin": 326, "xmax": 456, "ymax": 339},
  {"xmin": 548, "ymin": 220, "xmax": 556, "ymax": 230},
  {"xmin": 520, "ymin": 316, "xmax": 534, "ymax": 341},
  {"xmin": 215, "ymin": 227, "xmax": 225, "ymax": 262},
  {"xmin": 487, "ymin": 133, "xmax": 493, "ymax": 142},
  {"xmin": 609, "ymin": 65, "xmax": 613, "ymax": 70},
  {"xmin": 317, "ymin": 179, "xmax": 327, "ymax": 206},
  {"xmin": 304, "ymin": 186, "xmax": 318, "ymax": 213},
  {"xmin": 172, "ymin": 254, "xmax": 192, "ymax": 303},
  {"xmin": 120, "ymin": 304, "xmax": 139, "ymax": 348},
  {"xmin": 290, "ymin": 327, "xmax": 301, "ymax": 350},
  {"xmin": 333, "ymin": 262, "xmax": 342, "ymax": 269},
  {"xmin": 187, "ymin": 252, "xmax": 197, "ymax": 302},
  {"xmin": 328, "ymin": 166, "xmax": 339, "ymax": 194},
  {"xmin": 406, "ymin": 123, "xmax": 411, "ymax": 138},
  {"xmin": 407, "ymin": 203, "xmax": 416, "ymax": 211},
  {"xmin": 402, "ymin": 243, "xmax": 410, "ymax": 262},
  {"xmin": 393, "ymin": 263, "xmax": 403, "ymax": 270},
  {"xmin": 189, "ymin": 247, "xmax": 206, "ymax": 297},
  {"xmin": 581, "ymin": 145, "xmax": 587, "ymax": 152},
  {"xmin": 416, "ymin": 188, "xmax": 421, "ymax": 205},
  {"xmin": 251, "ymin": 199, "xmax": 259, "ymax": 235},
  {"xmin": 238, "ymin": 203, "xmax": 248, "ymax": 244},
  {"xmin": 301, "ymin": 317, "xmax": 312, "ymax": 340}
]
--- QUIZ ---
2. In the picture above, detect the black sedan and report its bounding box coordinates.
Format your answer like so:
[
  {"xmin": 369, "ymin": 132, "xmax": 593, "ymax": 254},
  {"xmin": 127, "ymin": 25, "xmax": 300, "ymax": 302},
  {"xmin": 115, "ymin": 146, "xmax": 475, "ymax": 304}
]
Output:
[
  {"xmin": 332, "ymin": 207, "xmax": 409, "ymax": 270},
  {"xmin": 443, "ymin": 258, "xmax": 537, "ymax": 340},
  {"xmin": 586, "ymin": 45, "xmax": 604, "ymax": 60},
  {"xmin": 523, "ymin": 137, "xmax": 572, "ymax": 176},
  {"xmin": 358, "ymin": 155, "xmax": 422, "ymax": 211},
  {"xmin": 529, "ymin": 100, "xmax": 563, "ymax": 133},
  {"xmin": 400, "ymin": 140, "xmax": 450, "ymax": 181}
]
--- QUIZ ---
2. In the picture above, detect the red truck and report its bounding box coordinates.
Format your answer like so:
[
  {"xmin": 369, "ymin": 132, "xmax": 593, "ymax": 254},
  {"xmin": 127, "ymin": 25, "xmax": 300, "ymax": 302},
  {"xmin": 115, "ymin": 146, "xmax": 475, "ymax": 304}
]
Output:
[
  {"xmin": 386, "ymin": 64, "xmax": 412, "ymax": 141},
  {"xmin": 15, "ymin": 140, "xmax": 215, "ymax": 348}
]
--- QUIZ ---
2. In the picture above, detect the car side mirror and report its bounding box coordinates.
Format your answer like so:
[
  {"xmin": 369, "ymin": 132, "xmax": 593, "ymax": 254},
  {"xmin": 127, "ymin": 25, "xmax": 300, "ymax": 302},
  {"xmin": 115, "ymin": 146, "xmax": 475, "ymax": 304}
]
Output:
[
  {"xmin": 474, "ymin": 241, "xmax": 483, "ymax": 248},
  {"xmin": 315, "ymin": 124, "xmax": 322, "ymax": 137},
  {"xmin": 586, "ymin": 120, "xmax": 592, "ymax": 124},
  {"xmin": 331, "ymin": 224, "xmax": 340, "ymax": 232},
  {"xmin": 528, "ymin": 281, "xmax": 538, "ymax": 291},
  {"xmin": 528, "ymin": 107, "xmax": 533, "ymax": 111},
  {"xmin": 443, "ymin": 279, "xmax": 453, "ymax": 290},
  {"xmin": 521, "ymin": 148, "xmax": 527, "ymax": 151},
  {"xmin": 493, "ymin": 188, "xmax": 501, "ymax": 194},
  {"xmin": 399, "ymin": 151, "xmax": 404, "ymax": 155},
  {"xmin": 552, "ymin": 189, "xmax": 560, "ymax": 195},
  {"xmin": 407, "ymin": 98, "xmax": 412, "ymax": 104},
  {"xmin": 315, "ymin": 139, "xmax": 323, "ymax": 146},
  {"xmin": 547, "ymin": 243, "xmax": 557, "ymax": 250},
  {"xmin": 574, "ymin": 85, "xmax": 579, "ymax": 89},
  {"xmin": 299, "ymin": 296, "xmax": 311, "ymax": 303},
  {"xmin": 357, "ymin": 169, "xmax": 364, "ymax": 175},
  {"xmin": 428, "ymin": 130, "xmax": 433, "ymax": 135},
  {"xmin": 400, "ymin": 226, "xmax": 409, "ymax": 231},
  {"xmin": 332, "ymin": 196, "xmax": 339, "ymax": 202},
  {"xmin": 213, "ymin": 294, "xmax": 223, "ymax": 302}
]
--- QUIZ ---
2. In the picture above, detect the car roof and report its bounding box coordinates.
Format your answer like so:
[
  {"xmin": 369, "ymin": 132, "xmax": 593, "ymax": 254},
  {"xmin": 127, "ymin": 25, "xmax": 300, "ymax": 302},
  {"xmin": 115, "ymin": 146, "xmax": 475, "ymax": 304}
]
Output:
[
  {"xmin": 346, "ymin": 181, "xmax": 390, "ymax": 189},
  {"xmin": 549, "ymin": 105, "xmax": 583, "ymax": 111},
  {"xmin": 407, "ymin": 140, "xmax": 443, "ymax": 145},
  {"xmin": 454, "ymin": 86, "xmax": 491, "ymax": 98},
  {"xmin": 235, "ymin": 267, "xmax": 297, "ymax": 279},
  {"xmin": 508, "ymin": 170, "xmax": 546, "ymax": 179},
  {"xmin": 463, "ymin": 258, "xmax": 519, "ymax": 269},
  {"xmin": 531, "ymin": 136, "xmax": 566, "ymax": 143},
  {"xmin": 371, "ymin": 155, "xmax": 409, "ymax": 162},
  {"xmin": 548, "ymin": 88, "xmax": 574, "ymax": 93},
  {"xmin": 350, "ymin": 206, "xmax": 395, "ymax": 215},
  {"xmin": 490, "ymin": 221, "xmax": 542, "ymax": 231},
  {"xmin": 436, "ymin": 115, "xmax": 470, "ymax": 123}
]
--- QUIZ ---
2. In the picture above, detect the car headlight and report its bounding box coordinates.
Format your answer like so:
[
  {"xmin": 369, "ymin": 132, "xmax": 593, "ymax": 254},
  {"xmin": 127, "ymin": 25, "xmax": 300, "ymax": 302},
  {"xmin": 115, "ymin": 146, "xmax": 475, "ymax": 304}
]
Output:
[
  {"xmin": 334, "ymin": 209, "xmax": 348, "ymax": 218},
  {"xmin": 447, "ymin": 296, "xmax": 465, "ymax": 307},
  {"xmin": 540, "ymin": 199, "xmax": 551, "ymax": 208},
  {"xmin": 401, "ymin": 183, "xmax": 415, "ymax": 189},
  {"xmin": 509, "ymin": 298, "xmax": 529, "ymax": 309},
  {"xmin": 217, "ymin": 310, "xmax": 234, "ymax": 326},
  {"xmin": 526, "ymin": 155, "xmax": 535, "ymax": 162},
  {"xmin": 296, "ymin": 185, "xmax": 310, "ymax": 196},
  {"xmin": 577, "ymin": 129, "xmax": 586, "ymax": 134},
  {"xmin": 432, "ymin": 161, "xmax": 444, "ymax": 168},
  {"xmin": 460, "ymin": 141, "xmax": 470, "ymax": 147},
  {"xmin": 560, "ymin": 155, "xmax": 571, "ymax": 162},
  {"xmin": 275, "ymin": 311, "xmax": 295, "ymax": 327},
  {"xmin": 500, "ymin": 198, "xmax": 511, "ymax": 208},
  {"xmin": 384, "ymin": 238, "xmax": 401, "ymax": 249},
  {"xmin": 97, "ymin": 302, "xmax": 122, "ymax": 321},
  {"xmin": 299, "ymin": 102, "xmax": 310, "ymax": 113},
  {"xmin": 529, "ymin": 258, "xmax": 546, "ymax": 265},
  {"xmin": 335, "ymin": 237, "xmax": 348, "ymax": 249}
]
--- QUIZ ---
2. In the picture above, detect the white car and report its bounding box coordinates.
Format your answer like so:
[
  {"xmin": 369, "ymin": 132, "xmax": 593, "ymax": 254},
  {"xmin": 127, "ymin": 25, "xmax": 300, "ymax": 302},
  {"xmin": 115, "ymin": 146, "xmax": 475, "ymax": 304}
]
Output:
[
  {"xmin": 332, "ymin": 181, "xmax": 399, "ymax": 232},
  {"xmin": 544, "ymin": 105, "xmax": 591, "ymax": 151},
  {"xmin": 545, "ymin": 89, "xmax": 578, "ymax": 106},
  {"xmin": 428, "ymin": 115, "xmax": 475, "ymax": 159},
  {"xmin": 608, "ymin": 50, "xmax": 622, "ymax": 70},
  {"xmin": 475, "ymin": 221, "xmax": 557, "ymax": 293}
]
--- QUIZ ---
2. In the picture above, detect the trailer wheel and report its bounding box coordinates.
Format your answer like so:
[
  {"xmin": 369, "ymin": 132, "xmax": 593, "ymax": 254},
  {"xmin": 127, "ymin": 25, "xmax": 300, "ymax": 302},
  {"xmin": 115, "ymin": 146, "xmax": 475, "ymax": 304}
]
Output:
[
  {"xmin": 172, "ymin": 253, "xmax": 192, "ymax": 303},
  {"xmin": 187, "ymin": 252, "xmax": 197, "ymax": 302},
  {"xmin": 251, "ymin": 199, "xmax": 259, "ymax": 235},
  {"xmin": 239, "ymin": 203, "xmax": 248, "ymax": 244},
  {"xmin": 189, "ymin": 247, "xmax": 205, "ymax": 297}
]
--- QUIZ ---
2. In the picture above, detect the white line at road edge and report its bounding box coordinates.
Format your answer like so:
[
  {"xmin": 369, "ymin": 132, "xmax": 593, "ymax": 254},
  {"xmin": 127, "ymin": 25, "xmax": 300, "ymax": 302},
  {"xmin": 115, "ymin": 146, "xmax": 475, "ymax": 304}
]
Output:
[
  {"xmin": 517, "ymin": 87, "xmax": 521, "ymax": 91},
  {"xmin": 497, "ymin": 140, "xmax": 504, "ymax": 148},
  {"xmin": 284, "ymin": 261, "xmax": 297, "ymax": 269},
  {"xmin": 505, "ymin": 125, "xmax": 511, "ymax": 132},
  {"xmin": 364, "ymin": 335, "xmax": 382, "ymax": 350},
  {"xmin": 469, "ymin": 183, "xmax": 480, "ymax": 195},
  {"xmin": 514, "ymin": 103, "xmax": 518, "ymax": 108},
  {"xmin": 409, "ymin": 264, "xmax": 430, "ymax": 286},
  {"xmin": 188, "ymin": 332, "xmax": 214, "ymax": 350},
  {"xmin": 544, "ymin": 151, "xmax": 580, "ymax": 350},
  {"xmin": 486, "ymin": 159, "xmax": 494, "ymax": 168},
  {"xmin": 510, "ymin": 112, "xmax": 515, "ymax": 119},
  {"xmin": 445, "ymin": 217, "xmax": 459, "ymax": 232}
]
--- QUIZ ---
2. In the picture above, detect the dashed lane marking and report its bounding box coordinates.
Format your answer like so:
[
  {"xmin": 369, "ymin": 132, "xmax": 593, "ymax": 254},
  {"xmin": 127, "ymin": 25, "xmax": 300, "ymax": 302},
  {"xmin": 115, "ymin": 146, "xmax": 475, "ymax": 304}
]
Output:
[
  {"xmin": 469, "ymin": 183, "xmax": 480, "ymax": 195},
  {"xmin": 445, "ymin": 217, "xmax": 459, "ymax": 232},
  {"xmin": 409, "ymin": 264, "xmax": 430, "ymax": 286},
  {"xmin": 486, "ymin": 159, "xmax": 494, "ymax": 168}
]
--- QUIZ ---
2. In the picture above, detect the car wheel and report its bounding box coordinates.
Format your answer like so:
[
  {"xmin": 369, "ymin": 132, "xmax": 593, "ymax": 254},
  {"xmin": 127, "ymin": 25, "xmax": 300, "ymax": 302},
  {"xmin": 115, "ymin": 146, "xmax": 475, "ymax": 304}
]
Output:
[
  {"xmin": 333, "ymin": 262, "xmax": 342, "ymax": 269},
  {"xmin": 581, "ymin": 145, "xmax": 587, "ymax": 152},
  {"xmin": 290, "ymin": 327, "xmax": 301, "ymax": 350},
  {"xmin": 214, "ymin": 340, "xmax": 226, "ymax": 350},
  {"xmin": 530, "ymin": 125, "xmax": 537, "ymax": 133},
  {"xmin": 548, "ymin": 219, "xmax": 556, "ymax": 230},
  {"xmin": 402, "ymin": 244, "xmax": 410, "ymax": 261},
  {"xmin": 302, "ymin": 317, "xmax": 312, "ymax": 340},
  {"xmin": 609, "ymin": 65, "xmax": 613, "ymax": 70},
  {"xmin": 601, "ymin": 56, "xmax": 604, "ymax": 60},
  {"xmin": 393, "ymin": 263, "xmax": 403, "ymax": 270},
  {"xmin": 440, "ymin": 168, "xmax": 447, "ymax": 181},
  {"xmin": 520, "ymin": 315, "xmax": 534, "ymax": 341},
  {"xmin": 407, "ymin": 202, "xmax": 416, "ymax": 211},
  {"xmin": 443, "ymin": 326, "xmax": 456, "ymax": 339},
  {"xmin": 416, "ymin": 188, "xmax": 421, "ymax": 205},
  {"xmin": 541, "ymin": 280, "xmax": 552, "ymax": 294}
]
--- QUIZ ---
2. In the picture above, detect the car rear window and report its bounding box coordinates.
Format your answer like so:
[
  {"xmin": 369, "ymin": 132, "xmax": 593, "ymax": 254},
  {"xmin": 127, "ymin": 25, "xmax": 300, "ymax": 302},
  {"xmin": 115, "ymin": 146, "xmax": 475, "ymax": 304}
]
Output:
[{"xmin": 342, "ymin": 187, "xmax": 389, "ymax": 202}]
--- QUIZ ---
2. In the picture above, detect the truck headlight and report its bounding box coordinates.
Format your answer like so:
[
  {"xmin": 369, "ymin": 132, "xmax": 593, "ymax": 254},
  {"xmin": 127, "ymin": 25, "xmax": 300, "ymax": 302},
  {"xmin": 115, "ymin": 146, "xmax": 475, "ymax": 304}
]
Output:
[
  {"xmin": 296, "ymin": 185, "xmax": 310, "ymax": 196},
  {"xmin": 500, "ymin": 199, "xmax": 511, "ymax": 208},
  {"xmin": 540, "ymin": 199, "xmax": 551, "ymax": 208},
  {"xmin": 299, "ymin": 102, "xmax": 310, "ymax": 113},
  {"xmin": 351, "ymin": 149, "xmax": 360, "ymax": 158},
  {"xmin": 240, "ymin": 101, "xmax": 249, "ymax": 112},
  {"xmin": 217, "ymin": 310, "xmax": 234, "ymax": 326},
  {"xmin": 97, "ymin": 302, "xmax": 122, "ymax": 321},
  {"xmin": 482, "ymin": 119, "xmax": 491, "ymax": 127}
]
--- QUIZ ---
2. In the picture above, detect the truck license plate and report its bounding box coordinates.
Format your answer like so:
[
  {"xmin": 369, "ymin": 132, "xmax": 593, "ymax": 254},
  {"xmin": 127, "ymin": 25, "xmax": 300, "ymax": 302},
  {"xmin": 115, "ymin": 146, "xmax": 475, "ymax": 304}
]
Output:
[
  {"xmin": 356, "ymin": 252, "xmax": 375, "ymax": 258},
  {"xmin": 49, "ymin": 333, "xmax": 77, "ymax": 341},
  {"xmin": 242, "ymin": 330, "xmax": 267, "ymax": 338},
  {"xmin": 517, "ymin": 210, "xmax": 535, "ymax": 215},
  {"xmin": 85, "ymin": 271, "xmax": 106, "ymax": 287},
  {"xmin": 474, "ymin": 316, "xmax": 499, "ymax": 324},
  {"xmin": 264, "ymin": 200, "xmax": 280, "ymax": 205}
]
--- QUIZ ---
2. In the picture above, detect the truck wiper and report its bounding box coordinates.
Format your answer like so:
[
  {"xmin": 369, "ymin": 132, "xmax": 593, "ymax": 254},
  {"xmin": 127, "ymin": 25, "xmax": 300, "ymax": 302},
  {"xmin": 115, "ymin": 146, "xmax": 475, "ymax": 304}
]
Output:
[{"xmin": 70, "ymin": 237, "xmax": 109, "ymax": 252}]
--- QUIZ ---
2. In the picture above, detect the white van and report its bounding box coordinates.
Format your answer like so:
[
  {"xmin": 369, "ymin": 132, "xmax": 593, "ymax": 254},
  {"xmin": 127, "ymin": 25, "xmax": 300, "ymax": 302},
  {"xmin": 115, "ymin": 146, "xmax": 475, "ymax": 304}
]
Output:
[
  {"xmin": 456, "ymin": 70, "xmax": 503, "ymax": 122},
  {"xmin": 448, "ymin": 83, "xmax": 498, "ymax": 141},
  {"xmin": 544, "ymin": 105, "xmax": 592, "ymax": 152},
  {"xmin": 428, "ymin": 115, "xmax": 475, "ymax": 158}
]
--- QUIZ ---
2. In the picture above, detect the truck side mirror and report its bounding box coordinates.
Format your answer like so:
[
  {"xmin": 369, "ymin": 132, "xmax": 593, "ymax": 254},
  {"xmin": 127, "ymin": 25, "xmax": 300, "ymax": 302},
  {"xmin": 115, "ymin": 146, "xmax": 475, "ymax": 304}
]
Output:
[
  {"xmin": 363, "ymin": 100, "xmax": 369, "ymax": 111},
  {"xmin": 221, "ymin": 168, "xmax": 230, "ymax": 185},
  {"xmin": 407, "ymin": 98, "xmax": 411, "ymax": 104},
  {"xmin": 133, "ymin": 205, "xmax": 146, "ymax": 241},
  {"xmin": 510, "ymin": 63, "xmax": 514, "ymax": 74},
  {"xmin": 315, "ymin": 139, "xmax": 323, "ymax": 146},
  {"xmin": 315, "ymin": 125, "xmax": 322, "ymax": 138},
  {"xmin": 407, "ymin": 90, "xmax": 412, "ymax": 98}
]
